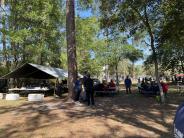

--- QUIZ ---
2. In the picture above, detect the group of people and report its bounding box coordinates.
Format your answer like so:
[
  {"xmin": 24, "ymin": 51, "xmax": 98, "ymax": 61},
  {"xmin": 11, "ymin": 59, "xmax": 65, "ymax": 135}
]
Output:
[
  {"xmin": 124, "ymin": 76, "xmax": 169, "ymax": 97},
  {"xmin": 56, "ymin": 74, "xmax": 169, "ymax": 100},
  {"xmin": 55, "ymin": 79, "xmax": 67, "ymax": 97},
  {"xmin": 137, "ymin": 77, "xmax": 169, "ymax": 96},
  {"xmin": 74, "ymin": 72, "xmax": 95, "ymax": 106},
  {"xmin": 138, "ymin": 78, "xmax": 159, "ymax": 93},
  {"xmin": 95, "ymin": 79, "xmax": 116, "ymax": 91}
]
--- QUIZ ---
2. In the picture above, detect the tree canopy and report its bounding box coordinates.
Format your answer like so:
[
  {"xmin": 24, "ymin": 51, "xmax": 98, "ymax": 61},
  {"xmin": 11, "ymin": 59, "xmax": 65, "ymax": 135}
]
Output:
[{"xmin": 0, "ymin": 0, "xmax": 183, "ymax": 85}]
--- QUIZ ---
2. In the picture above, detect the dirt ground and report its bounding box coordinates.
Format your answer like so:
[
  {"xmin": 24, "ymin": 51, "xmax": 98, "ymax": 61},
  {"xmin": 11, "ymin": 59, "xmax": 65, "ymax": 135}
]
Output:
[{"xmin": 0, "ymin": 87, "xmax": 183, "ymax": 138}]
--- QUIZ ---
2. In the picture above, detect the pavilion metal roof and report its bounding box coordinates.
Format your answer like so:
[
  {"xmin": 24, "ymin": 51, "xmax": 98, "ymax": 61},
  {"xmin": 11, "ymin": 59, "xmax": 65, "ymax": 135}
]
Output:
[{"xmin": 1, "ymin": 63, "xmax": 69, "ymax": 79}]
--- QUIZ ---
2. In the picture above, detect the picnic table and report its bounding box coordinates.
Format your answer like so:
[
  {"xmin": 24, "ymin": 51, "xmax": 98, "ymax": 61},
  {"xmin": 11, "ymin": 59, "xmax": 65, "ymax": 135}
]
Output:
[
  {"xmin": 95, "ymin": 87, "xmax": 117, "ymax": 96},
  {"xmin": 8, "ymin": 87, "xmax": 49, "ymax": 95}
]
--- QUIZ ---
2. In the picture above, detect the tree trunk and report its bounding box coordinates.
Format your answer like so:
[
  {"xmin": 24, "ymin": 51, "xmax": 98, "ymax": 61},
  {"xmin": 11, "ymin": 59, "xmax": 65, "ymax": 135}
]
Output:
[
  {"xmin": 2, "ymin": 28, "xmax": 9, "ymax": 71},
  {"xmin": 40, "ymin": 52, "xmax": 44, "ymax": 65},
  {"xmin": 66, "ymin": 0, "xmax": 77, "ymax": 100},
  {"xmin": 0, "ymin": 0, "xmax": 4, "ymax": 5},
  {"xmin": 180, "ymin": 60, "xmax": 184, "ymax": 73},
  {"xmin": 144, "ymin": 10, "xmax": 164, "ymax": 101},
  {"xmin": 131, "ymin": 62, "xmax": 134, "ymax": 78},
  {"xmin": 105, "ymin": 65, "xmax": 109, "ymax": 82},
  {"xmin": 11, "ymin": 42, "xmax": 18, "ymax": 68},
  {"xmin": 9, "ymin": 0, "xmax": 19, "ymax": 68},
  {"xmin": 150, "ymin": 37, "xmax": 165, "ymax": 103},
  {"xmin": 142, "ymin": 5, "xmax": 165, "ymax": 103},
  {"xmin": 22, "ymin": 45, "xmax": 26, "ymax": 63},
  {"xmin": 2, "ymin": 31, "xmax": 7, "ymax": 62},
  {"xmin": 0, "ymin": 0, "xmax": 9, "ymax": 70},
  {"xmin": 115, "ymin": 63, "xmax": 119, "ymax": 91}
]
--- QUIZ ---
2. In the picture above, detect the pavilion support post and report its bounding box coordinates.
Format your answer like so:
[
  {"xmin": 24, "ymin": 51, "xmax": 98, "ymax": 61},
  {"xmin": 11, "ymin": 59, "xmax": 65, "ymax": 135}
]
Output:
[{"xmin": 54, "ymin": 79, "xmax": 58, "ymax": 97}]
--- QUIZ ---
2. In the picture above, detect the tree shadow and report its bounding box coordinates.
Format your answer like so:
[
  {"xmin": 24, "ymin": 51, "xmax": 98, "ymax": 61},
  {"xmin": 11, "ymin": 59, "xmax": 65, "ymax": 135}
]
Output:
[
  {"xmin": 62, "ymin": 93, "xmax": 179, "ymax": 137},
  {"xmin": 0, "ymin": 91, "xmax": 181, "ymax": 137},
  {"xmin": 0, "ymin": 98, "xmax": 63, "ymax": 138}
]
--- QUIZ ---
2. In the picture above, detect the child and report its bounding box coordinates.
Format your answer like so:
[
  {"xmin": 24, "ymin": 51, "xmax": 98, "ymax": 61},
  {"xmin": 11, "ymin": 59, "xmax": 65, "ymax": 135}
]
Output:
[
  {"xmin": 137, "ymin": 78, "xmax": 142, "ymax": 93},
  {"xmin": 161, "ymin": 81, "xmax": 169, "ymax": 98}
]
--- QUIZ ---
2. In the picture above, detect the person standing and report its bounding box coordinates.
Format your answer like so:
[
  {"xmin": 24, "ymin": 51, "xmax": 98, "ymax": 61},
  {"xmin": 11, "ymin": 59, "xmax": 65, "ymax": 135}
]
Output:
[
  {"xmin": 82, "ymin": 71, "xmax": 88, "ymax": 101},
  {"xmin": 55, "ymin": 79, "xmax": 63, "ymax": 97},
  {"xmin": 86, "ymin": 73, "xmax": 95, "ymax": 106},
  {"xmin": 161, "ymin": 80, "xmax": 169, "ymax": 98},
  {"xmin": 137, "ymin": 78, "xmax": 142, "ymax": 93},
  {"xmin": 74, "ymin": 76, "xmax": 82, "ymax": 101},
  {"xmin": 124, "ymin": 76, "xmax": 132, "ymax": 94}
]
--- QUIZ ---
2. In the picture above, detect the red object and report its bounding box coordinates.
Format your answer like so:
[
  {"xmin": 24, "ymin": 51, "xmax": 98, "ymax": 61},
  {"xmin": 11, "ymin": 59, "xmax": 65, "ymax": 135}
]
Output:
[
  {"xmin": 161, "ymin": 83, "xmax": 169, "ymax": 93},
  {"xmin": 109, "ymin": 82, "xmax": 116, "ymax": 87},
  {"xmin": 176, "ymin": 74, "xmax": 184, "ymax": 77}
]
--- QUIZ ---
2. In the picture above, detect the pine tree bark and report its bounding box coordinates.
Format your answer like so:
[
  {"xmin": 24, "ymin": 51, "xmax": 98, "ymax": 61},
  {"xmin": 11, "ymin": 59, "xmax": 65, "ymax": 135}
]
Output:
[
  {"xmin": 2, "ymin": 26, "xmax": 9, "ymax": 69},
  {"xmin": 66, "ymin": 0, "xmax": 77, "ymax": 100},
  {"xmin": 131, "ymin": 62, "xmax": 134, "ymax": 78},
  {"xmin": 115, "ymin": 63, "xmax": 119, "ymax": 91},
  {"xmin": 9, "ymin": 0, "xmax": 19, "ymax": 68},
  {"xmin": 0, "ymin": 0, "xmax": 9, "ymax": 70}
]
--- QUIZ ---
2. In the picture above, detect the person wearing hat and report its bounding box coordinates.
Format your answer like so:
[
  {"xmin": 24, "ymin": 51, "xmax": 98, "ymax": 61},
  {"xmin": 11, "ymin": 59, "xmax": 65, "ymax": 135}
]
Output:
[{"xmin": 174, "ymin": 102, "xmax": 184, "ymax": 138}]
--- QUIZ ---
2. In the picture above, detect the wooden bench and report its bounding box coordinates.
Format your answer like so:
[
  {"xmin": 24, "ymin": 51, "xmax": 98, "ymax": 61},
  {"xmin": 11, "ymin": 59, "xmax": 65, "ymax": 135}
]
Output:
[{"xmin": 95, "ymin": 90, "xmax": 117, "ymax": 96}]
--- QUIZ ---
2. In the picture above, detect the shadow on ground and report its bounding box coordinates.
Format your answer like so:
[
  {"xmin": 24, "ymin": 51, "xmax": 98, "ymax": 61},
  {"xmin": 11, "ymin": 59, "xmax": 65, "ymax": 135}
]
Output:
[{"xmin": 0, "ymin": 89, "xmax": 182, "ymax": 138}]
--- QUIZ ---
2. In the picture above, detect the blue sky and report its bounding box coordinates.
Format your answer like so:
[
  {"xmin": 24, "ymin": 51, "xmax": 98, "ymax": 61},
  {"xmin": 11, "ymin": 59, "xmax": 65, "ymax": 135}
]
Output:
[{"xmin": 77, "ymin": 9, "xmax": 93, "ymax": 18}]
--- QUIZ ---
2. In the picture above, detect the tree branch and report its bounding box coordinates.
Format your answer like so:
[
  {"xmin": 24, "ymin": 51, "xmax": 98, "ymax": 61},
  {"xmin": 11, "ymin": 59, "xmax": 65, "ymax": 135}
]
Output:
[
  {"xmin": 0, "ymin": 5, "xmax": 8, "ymax": 17},
  {"xmin": 143, "ymin": 40, "xmax": 151, "ymax": 46}
]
